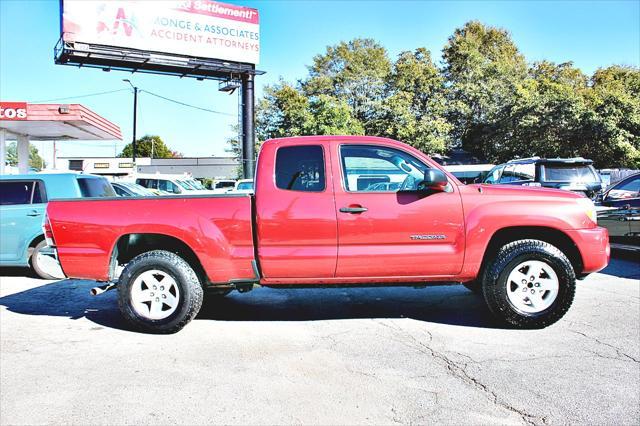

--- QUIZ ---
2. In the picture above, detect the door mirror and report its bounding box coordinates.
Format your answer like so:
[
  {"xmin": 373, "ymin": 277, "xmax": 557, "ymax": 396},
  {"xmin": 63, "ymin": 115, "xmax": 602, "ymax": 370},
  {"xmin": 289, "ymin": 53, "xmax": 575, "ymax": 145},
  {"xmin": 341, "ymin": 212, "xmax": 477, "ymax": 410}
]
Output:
[{"xmin": 419, "ymin": 169, "xmax": 449, "ymax": 192}]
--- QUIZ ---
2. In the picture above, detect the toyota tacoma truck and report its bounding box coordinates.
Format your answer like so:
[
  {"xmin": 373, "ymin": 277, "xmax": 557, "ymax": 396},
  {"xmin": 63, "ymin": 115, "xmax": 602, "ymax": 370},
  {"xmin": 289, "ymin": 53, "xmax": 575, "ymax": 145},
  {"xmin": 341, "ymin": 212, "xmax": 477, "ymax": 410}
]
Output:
[{"xmin": 45, "ymin": 136, "xmax": 610, "ymax": 333}]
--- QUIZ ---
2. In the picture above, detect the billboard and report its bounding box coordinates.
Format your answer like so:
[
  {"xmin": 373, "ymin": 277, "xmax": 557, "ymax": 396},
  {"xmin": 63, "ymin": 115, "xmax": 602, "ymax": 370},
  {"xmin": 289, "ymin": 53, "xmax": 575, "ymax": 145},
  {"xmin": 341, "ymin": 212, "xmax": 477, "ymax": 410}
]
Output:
[{"xmin": 60, "ymin": 0, "xmax": 260, "ymax": 65}]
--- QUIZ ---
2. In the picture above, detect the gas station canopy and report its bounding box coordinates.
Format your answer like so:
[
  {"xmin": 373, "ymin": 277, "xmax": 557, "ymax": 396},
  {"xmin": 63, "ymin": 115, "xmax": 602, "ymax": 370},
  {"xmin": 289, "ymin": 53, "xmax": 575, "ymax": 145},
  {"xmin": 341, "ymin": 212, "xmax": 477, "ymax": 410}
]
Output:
[{"xmin": 0, "ymin": 102, "xmax": 122, "ymax": 174}]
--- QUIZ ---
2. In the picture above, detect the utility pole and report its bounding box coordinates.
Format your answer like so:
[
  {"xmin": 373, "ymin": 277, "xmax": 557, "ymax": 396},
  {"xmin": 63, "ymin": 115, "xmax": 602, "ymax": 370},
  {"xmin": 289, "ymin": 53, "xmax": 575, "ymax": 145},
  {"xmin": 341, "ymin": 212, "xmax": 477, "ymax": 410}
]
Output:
[{"xmin": 123, "ymin": 79, "xmax": 138, "ymax": 162}]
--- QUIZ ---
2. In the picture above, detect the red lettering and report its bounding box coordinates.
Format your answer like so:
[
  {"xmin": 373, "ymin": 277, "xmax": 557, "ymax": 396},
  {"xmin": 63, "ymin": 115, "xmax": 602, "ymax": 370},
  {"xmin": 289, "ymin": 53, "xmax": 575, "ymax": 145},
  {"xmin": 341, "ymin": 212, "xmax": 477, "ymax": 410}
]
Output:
[{"xmin": 113, "ymin": 8, "xmax": 133, "ymax": 37}]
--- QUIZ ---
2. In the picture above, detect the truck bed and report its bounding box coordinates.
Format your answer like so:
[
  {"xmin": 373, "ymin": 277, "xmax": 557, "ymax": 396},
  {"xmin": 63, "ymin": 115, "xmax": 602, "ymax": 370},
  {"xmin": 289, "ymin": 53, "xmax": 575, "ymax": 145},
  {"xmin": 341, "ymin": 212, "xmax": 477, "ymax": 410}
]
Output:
[{"xmin": 47, "ymin": 195, "xmax": 256, "ymax": 283}]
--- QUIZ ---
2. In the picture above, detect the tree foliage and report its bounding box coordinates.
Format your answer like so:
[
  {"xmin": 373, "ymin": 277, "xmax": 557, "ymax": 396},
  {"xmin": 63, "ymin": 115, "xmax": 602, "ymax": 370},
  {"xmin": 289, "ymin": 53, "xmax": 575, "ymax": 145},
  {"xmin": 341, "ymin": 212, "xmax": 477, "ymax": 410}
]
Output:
[
  {"xmin": 6, "ymin": 142, "xmax": 46, "ymax": 171},
  {"xmin": 250, "ymin": 22, "xmax": 639, "ymax": 168},
  {"xmin": 118, "ymin": 135, "xmax": 182, "ymax": 159}
]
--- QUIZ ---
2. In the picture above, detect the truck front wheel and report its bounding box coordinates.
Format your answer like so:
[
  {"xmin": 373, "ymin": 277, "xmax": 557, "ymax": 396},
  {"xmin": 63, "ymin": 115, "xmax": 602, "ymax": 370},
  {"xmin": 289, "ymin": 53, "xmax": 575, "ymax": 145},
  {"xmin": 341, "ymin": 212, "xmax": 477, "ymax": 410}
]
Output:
[
  {"xmin": 482, "ymin": 239, "xmax": 576, "ymax": 329},
  {"xmin": 117, "ymin": 250, "xmax": 203, "ymax": 334}
]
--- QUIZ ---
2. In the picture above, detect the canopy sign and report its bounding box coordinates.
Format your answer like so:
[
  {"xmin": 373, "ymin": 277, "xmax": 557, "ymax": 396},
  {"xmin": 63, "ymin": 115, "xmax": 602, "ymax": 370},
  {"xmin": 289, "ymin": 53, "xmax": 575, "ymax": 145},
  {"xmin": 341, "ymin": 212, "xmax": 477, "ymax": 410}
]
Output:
[
  {"xmin": 61, "ymin": 0, "xmax": 260, "ymax": 64},
  {"xmin": 0, "ymin": 102, "xmax": 28, "ymax": 120}
]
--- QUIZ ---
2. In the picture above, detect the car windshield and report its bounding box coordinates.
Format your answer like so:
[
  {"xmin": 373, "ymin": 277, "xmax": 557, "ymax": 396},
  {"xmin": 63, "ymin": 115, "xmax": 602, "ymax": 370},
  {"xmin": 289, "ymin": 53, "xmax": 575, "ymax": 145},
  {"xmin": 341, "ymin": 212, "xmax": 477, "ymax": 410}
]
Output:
[
  {"xmin": 542, "ymin": 164, "xmax": 598, "ymax": 183},
  {"xmin": 176, "ymin": 180, "xmax": 195, "ymax": 190},
  {"xmin": 237, "ymin": 181, "xmax": 253, "ymax": 190},
  {"xmin": 215, "ymin": 181, "xmax": 235, "ymax": 189},
  {"xmin": 189, "ymin": 179, "xmax": 206, "ymax": 190},
  {"xmin": 123, "ymin": 183, "xmax": 155, "ymax": 196},
  {"xmin": 77, "ymin": 177, "xmax": 116, "ymax": 197},
  {"xmin": 607, "ymin": 176, "xmax": 640, "ymax": 200}
]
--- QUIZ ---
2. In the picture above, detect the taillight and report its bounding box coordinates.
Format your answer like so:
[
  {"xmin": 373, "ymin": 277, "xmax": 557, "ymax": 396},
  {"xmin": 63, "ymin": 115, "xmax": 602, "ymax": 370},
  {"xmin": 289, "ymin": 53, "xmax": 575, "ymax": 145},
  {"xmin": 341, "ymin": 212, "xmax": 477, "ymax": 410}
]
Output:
[{"xmin": 43, "ymin": 213, "xmax": 56, "ymax": 247}]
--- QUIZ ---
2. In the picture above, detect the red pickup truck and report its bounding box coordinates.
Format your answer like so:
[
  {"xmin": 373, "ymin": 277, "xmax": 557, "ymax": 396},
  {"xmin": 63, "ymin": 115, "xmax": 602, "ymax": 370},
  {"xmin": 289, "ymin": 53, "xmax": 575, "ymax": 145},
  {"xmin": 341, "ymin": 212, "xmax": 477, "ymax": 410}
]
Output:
[{"xmin": 45, "ymin": 136, "xmax": 610, "ymax": 333}]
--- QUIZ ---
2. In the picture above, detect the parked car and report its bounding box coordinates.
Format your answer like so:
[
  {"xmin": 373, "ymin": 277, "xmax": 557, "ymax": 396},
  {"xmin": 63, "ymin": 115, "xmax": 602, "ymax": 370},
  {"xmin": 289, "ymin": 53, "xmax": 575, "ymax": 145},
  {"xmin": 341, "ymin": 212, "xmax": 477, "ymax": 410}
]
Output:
[
  {"xmin": 230, "ymin": 179, "xmax": 254, "ymax": 194},
  {"xmin": 45, "ymin": 136, "xmax": 609, "ymax": 333},
  {"xmin": 596, "ymin": 172, "xmax": 640, "ymax": 248},
  {"xmin": 135, "ymin": 174, "xmax": 212, "ymax": 195},
  {"xmin": 0, "ymin": 173, "xmax": 115, "ymax": 279},
  {"xmin": 111, "ymin": 182, "xmax": 156, "ymax": 197},
  {"xmin": 483, "ymin": 157, "xmax": 602, "ymax": 198},
  {"xmin": 209, "ymin": 179, "xmax": 236, "ymax": 194},
  {"xmin": 444, "ymin": 164, "xmax": 495, "ymax": 184}
]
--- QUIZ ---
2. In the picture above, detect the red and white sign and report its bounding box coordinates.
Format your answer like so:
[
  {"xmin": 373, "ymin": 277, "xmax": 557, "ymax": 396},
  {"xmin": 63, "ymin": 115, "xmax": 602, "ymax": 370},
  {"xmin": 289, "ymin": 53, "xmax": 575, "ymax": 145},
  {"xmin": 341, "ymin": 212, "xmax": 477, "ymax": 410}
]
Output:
[
  {"xmin": 0, "ymin": 102, "xmax": 28, "ymax": 121},
  {"xmin": 61, "ymin": 0, "xmax": 260, "ymax": 64}
]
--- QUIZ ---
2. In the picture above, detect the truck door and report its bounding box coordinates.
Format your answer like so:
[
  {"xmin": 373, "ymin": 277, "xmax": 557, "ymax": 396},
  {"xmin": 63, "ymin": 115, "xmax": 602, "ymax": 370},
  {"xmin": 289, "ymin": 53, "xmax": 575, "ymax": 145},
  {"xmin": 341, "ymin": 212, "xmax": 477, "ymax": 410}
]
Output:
[
  {"xmin": 256, "ymin": 143, "xmax": 338, "ymax": 278},
  {"xmin": 333, "ymin": 144, "xmax": 465, "ymax": 278}
]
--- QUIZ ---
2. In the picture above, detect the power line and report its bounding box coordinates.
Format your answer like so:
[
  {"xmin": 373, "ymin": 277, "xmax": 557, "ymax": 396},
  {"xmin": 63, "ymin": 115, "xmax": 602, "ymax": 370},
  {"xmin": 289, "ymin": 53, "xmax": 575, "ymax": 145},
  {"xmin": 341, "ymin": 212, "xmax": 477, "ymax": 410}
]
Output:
[
  {"xmin": 29, "ymin": 89, "xmax": 129, "ymax": 103},
  {"xmin": 141, "ymin": 89, "xmax": 235, "ymax": 116}
]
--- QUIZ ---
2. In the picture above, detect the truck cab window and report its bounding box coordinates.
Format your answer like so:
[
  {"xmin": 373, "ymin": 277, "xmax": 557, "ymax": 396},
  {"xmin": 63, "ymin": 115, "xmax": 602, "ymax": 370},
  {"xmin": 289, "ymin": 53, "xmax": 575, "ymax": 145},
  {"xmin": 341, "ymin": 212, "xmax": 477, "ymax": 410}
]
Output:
[
  {"xmin": 340, "ymin": 145, "xmax": 428, "ymax": 192},
  {"xmin": 275, "ymin": 145, "xmax": 325, "ymax": 192}
]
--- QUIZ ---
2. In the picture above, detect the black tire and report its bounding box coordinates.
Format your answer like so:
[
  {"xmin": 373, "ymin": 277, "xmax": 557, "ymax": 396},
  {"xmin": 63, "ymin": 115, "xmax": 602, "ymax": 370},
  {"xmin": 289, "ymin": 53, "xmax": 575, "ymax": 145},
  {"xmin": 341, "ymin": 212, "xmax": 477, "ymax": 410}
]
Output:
[
  {"xmin": 482, "ymin": 239, "xmax": 576, "ymax": 329},
  {"xmin": 462, "ymin": 280, "xmax": 483, "ymax": 295},
  {"xmin": 30, "ymin": 240, "xmax": 57, "ymax": 280},
  {"xmin": 117, "ymin": 250, "xmax": 203, "ymax": 334}
]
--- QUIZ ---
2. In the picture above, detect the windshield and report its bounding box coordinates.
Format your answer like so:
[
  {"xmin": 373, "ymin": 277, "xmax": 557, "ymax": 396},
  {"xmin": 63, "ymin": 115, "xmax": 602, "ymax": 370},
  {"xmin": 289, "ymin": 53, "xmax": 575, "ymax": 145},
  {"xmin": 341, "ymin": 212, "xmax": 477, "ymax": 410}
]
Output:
[
  {"xmin": 607, "ymin": 176, "xmax": 640, "ymax": 200},
  {"xmin": 176, "ymin": 180, "xmax": 195, "ymax": 190},
  {"xmin": 237, "ymin": 181, "xmax": 253, "ymax": 190},
  {"xmin": 77, "ymin": 177, "xmax": 116, "ymax": 197},
  {"xmin": 189, "ymin": 179, "xmax": 206, "ymax": 190},
  {"xmin": 542, "ymin": 164, "xmax": 599, "ymax": 183},
  {"xmin": 215, "ymin": 181, "xmax": 235, "ymax": 189},
  {"xmin": 124, "ymin": 183, "xmax": 155, "ymax": 196}
]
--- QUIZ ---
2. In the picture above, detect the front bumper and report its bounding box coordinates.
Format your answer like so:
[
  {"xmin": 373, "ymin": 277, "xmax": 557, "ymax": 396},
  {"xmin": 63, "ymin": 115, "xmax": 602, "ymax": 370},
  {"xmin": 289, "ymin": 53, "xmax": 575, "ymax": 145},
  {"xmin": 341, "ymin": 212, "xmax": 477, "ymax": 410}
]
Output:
[{"xmin": 565, "ymin": 227, "xmax": 610, "ymax": 274}]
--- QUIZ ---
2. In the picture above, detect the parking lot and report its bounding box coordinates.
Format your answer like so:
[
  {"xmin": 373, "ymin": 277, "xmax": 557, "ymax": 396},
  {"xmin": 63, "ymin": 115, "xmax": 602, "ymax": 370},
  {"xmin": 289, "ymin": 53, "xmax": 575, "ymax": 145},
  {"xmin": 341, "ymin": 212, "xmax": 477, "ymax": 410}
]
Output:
[{"xmin": 0, "ymin": 253, "xmax": 638, "ymax": 425}]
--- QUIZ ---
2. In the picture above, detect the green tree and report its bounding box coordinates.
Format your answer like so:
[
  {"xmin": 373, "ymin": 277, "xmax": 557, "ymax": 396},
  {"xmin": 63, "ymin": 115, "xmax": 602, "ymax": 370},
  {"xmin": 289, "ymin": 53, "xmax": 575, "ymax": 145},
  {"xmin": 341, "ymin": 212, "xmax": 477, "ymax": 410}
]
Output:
[
  {"xmin": 582, "ymin": 65, "xmax": 640, "ymax": 168},
  {"xmin": 255, "ymin": 80, "xmax": 364, "ymax": 142},
  {"xmin": 6, "ymin": 142, "xmax": 46, "ymax": 171},
  {"xmin": 443, "ymin": 21, "xmax": 527, "ymax": 157},
  {"xmin": 303, "ymin": 38, "xmax": 392, "ymax": 132},
  {"xmin": 480, "ymin": 61, "xmax": 590, "ymax": 162},
  {"xmin": 118, "ymin": 135, "xmax": 182, "ymax": 159},
  {"xmin": 256, "ymin": 80, "xmax": 312, "ymax": 141},
  {"xmin": 306, "ymin": 95, "xmax": 364, "ymax": 135},
  {"xmin": 374, "ymin": 48, "xmax": 452, "ymax": 154}
]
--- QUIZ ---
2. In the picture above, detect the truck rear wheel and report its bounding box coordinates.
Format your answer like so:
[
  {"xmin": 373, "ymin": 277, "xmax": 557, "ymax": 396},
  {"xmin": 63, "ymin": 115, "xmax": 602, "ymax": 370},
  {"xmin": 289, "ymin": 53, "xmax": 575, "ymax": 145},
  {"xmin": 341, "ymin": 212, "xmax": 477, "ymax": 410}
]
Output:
[
  {"xmin": 117, "ymin": 250, "xmax": 203, "ymax": 334},
  {"xmin": 482, "ymin": 239, "xmax": 576, "ymax": 329}
]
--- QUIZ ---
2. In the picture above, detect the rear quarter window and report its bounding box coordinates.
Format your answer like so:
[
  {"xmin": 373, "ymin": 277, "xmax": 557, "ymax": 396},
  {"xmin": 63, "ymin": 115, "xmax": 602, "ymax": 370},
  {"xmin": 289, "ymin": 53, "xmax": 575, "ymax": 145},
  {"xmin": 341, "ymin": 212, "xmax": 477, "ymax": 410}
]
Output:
[
  {"xmin": 275, "ymin": 145, "xmax": 325, "ymax": 192},
  {"xmin": 76, "ymin": 177, "xmax": 116, "ymax": 198}
]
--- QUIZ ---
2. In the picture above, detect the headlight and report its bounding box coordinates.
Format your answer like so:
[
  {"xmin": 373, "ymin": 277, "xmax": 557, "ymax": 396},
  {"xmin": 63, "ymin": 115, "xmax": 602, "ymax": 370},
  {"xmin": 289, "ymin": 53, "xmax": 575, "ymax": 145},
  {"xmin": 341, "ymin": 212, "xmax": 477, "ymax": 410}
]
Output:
[{"xmin": 577, "ymin": 197, "xmax": 597, "ymax": 224}]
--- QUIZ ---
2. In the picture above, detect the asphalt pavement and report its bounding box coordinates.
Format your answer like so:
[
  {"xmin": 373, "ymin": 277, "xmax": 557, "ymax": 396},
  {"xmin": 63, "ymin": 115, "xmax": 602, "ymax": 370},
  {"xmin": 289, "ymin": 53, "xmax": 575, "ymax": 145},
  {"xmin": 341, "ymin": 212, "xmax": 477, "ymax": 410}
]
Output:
[{"xmin": 0, "ymin": 254, "xmax": 638, "ymax": 425}]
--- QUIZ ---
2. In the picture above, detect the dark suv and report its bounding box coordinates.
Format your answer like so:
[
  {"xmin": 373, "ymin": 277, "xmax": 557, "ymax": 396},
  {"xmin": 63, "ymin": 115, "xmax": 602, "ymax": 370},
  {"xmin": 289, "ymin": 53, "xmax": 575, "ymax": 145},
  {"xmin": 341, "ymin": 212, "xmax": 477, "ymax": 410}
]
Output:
[{"xmin": 483, "ymin": 157, "xmax": 602, "ymax": 198}]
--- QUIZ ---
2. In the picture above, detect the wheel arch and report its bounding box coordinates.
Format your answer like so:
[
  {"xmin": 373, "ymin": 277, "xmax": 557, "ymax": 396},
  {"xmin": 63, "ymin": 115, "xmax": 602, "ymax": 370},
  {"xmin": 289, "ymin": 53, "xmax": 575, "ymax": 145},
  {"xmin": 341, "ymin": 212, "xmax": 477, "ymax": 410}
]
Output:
[
  {"xmin": 111, "ymin": 233, "xmax": 207, "ymax": 285},
  {"xmin": 480, "ymin": 226, "xmax": 583, "ymax": 277},
  {"xmin": 26, "ymin": 233, "xmax": 45, "ymax": 261}
]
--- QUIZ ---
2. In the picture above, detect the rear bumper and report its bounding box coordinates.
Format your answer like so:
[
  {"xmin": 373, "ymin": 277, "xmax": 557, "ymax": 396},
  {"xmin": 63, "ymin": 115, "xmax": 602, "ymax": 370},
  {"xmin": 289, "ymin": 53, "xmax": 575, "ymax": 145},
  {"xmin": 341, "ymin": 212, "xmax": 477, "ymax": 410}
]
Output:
[{"xmin": 565, "ymin": 227, "xmax": 610, "ymax": 274}]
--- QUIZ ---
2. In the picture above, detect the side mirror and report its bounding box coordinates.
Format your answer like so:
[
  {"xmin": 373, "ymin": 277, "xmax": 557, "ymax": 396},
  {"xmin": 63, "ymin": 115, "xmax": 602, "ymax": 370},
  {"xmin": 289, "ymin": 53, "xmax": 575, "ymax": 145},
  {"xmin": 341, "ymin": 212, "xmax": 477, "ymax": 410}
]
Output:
[{"xmin": 420, "ymin": 169, "xmax": 449, "ymax": 192}]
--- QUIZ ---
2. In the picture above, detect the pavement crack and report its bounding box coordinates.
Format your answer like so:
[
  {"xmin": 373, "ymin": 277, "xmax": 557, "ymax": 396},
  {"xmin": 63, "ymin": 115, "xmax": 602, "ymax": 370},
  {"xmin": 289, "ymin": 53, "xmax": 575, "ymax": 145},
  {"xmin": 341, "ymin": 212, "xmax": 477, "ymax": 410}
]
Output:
[
  {"xmin": 373, "ymin": 319, "xmax": 544, "ymax": 425},
  {"xmin": 569, "ymin": 329, "xmax": 639, "ymax": 363}
]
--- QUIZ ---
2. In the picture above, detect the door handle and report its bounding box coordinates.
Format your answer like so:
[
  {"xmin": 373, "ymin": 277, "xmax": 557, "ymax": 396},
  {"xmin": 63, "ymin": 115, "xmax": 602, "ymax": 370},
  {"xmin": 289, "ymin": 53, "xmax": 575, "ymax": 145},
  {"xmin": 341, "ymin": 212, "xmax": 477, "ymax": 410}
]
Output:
[
  {"xmin": 340, "ymin": 206, "xmax": 368, "ymax": 214},
  {"xmin": 27, "ymin": 211, "xmax": 41, "ymax": 217}
]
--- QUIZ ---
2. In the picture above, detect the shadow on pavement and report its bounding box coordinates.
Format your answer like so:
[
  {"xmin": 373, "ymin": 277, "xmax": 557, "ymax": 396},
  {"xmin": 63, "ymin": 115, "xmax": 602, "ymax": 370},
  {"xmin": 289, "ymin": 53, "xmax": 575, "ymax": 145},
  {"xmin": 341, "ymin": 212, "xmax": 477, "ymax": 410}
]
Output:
[
  {"xmin": 0, "ymin": 278, "xmax": 130, "ymax": 330},
  {"xmin": 1, "ymin": 253, "xmax": 637, "ymax": 333},
  {"xmin": 0, "ymin": 278, "xmax": 502, "ymax": 332},
  {"xmin": 602, "ymin": 251, "xmax": 640, "ymax": 280},
  {"xmin": 0, "ymin": 267, "xmax": 37, "ymax": 278}
]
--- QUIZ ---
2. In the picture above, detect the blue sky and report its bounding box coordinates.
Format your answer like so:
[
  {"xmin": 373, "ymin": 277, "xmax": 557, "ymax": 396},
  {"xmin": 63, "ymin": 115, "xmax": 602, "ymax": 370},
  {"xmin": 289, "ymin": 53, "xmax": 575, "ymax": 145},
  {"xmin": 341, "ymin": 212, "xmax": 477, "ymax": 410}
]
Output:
[{"xmin": 1, "ymin": 0, "xmax": 639, "ymax": 163}]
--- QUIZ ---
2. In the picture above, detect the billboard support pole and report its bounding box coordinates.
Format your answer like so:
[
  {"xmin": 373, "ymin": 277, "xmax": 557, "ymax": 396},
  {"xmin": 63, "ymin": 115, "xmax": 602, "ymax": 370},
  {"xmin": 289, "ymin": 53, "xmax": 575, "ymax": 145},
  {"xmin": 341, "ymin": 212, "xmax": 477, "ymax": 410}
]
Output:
[
  {"xmin": 241, "ymin": 73, "xmax": 255, "ymax": 179},
  {"xmin": 132, "ymin": 85, "xmax": 138, "ymax": 163}
]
